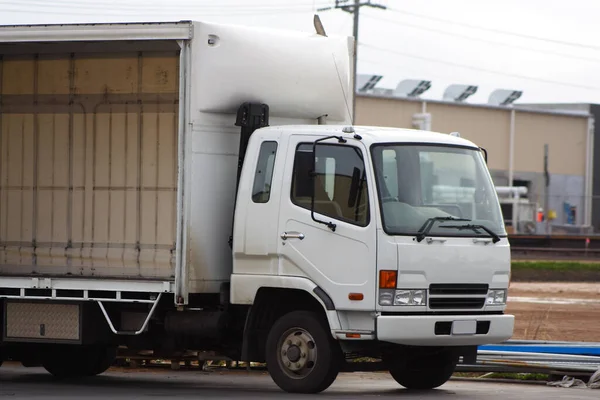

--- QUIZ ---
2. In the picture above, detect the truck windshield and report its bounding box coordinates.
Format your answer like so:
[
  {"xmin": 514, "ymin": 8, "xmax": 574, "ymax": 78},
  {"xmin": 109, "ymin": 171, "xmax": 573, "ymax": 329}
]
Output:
[{"xmin": 371, "ymin": 144, "xmax": 506, "ymax": 237}]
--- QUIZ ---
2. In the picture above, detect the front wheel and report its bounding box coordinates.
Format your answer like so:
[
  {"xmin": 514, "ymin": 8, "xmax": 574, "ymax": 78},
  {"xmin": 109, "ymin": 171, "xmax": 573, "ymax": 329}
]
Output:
[
  {"xmin": 265, "ymin": 310, "xmax": 342, "ymax": 394},
  {"xmin": 384, "ymin": 348, "xmax": 458, "ymax": 390}
]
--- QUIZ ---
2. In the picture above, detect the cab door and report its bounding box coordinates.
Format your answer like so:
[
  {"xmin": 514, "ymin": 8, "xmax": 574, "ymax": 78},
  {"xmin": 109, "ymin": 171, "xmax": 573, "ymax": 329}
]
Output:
[{"xmin": 276, "ymin": 134, "xmax": 377, "ymax": 311}]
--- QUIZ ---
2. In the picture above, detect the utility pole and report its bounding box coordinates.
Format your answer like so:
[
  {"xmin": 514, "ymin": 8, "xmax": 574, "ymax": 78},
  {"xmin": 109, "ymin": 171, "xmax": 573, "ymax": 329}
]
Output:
[
  {"xmin": 544, "ymin": 143, "xmax": 550, "ymax": 234},
  {"xmin": 318, "ymin": 0, "xmax": 386, "ymax": 123}
]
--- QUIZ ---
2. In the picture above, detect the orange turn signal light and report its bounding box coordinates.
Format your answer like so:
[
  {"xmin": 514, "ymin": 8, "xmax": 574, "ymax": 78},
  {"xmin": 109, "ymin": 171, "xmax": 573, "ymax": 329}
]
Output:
[
  {"xmin": 348, "ymin": 293, "xmax": 364, "ymax": 301},
  {"xmin": 345, "ymin": 333, "xmax": 361, "ymax": 339},
  {"xmin": 379, "ymin": 270, "xmax": 397, "ymax": 289}
]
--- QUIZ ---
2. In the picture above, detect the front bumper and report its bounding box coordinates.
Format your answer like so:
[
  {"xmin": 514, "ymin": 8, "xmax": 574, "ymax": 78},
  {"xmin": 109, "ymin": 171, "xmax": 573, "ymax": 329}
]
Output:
[{"xmin": 377, "ymin": 314, "xmax": 514, "ymax": 346}]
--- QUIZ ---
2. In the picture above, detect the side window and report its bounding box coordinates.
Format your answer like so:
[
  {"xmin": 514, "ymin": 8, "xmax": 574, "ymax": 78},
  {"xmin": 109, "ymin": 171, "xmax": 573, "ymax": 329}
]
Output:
[
  {"xmin": 252, "ymin": 141, "xmax": 278, "ymax": 203},
  {"xmin": 291, "ymin": 143, "xmax": 370, "ymax": 227}
]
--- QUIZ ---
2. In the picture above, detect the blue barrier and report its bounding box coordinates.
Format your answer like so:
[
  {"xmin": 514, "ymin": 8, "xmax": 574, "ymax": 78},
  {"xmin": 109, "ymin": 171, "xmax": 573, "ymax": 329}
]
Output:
[{"xmin": 479, "ymin": 342, "xmax": 600, "ymax": 357}]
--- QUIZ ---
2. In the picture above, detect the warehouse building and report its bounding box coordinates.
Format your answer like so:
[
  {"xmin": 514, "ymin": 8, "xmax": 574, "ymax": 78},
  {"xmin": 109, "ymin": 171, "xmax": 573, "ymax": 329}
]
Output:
[
  {"xmin": 354, "ymin": 76, "xmax": 594, "ymax": 234},
  {"xmin": 513, "ymin": 103, "xmax": 600, "ymax": 232}
]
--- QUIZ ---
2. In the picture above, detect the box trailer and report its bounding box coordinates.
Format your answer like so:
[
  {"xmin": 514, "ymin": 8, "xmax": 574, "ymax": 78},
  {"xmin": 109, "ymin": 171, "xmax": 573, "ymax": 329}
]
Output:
[{"xmin": 0, "ymin": 20, "xmax": 514, "ymax": 393}]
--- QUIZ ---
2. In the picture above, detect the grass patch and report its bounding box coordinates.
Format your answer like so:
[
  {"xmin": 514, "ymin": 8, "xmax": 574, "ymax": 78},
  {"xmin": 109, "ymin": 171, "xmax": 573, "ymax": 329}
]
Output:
[
  {"xmin": 454, "ymin": 372, "xmax": 550, "ymax": 381},
  {"xmin": 512, "ymin": 261, "xmax": 600, "ymax": 271},
  {"xmin": 510, "ymin": 260, "xmax": 600, "ymax": 281},
  {"xmin": 484, "ymin": 372, "xmax": 549, "ymax": 381}
]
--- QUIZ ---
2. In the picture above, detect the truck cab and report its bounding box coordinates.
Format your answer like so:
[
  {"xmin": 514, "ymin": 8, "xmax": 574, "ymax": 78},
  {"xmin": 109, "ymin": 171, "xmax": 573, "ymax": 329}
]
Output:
[{"xmin": 231, "ymin": 122, "xmax": 514, "ymax": 392}]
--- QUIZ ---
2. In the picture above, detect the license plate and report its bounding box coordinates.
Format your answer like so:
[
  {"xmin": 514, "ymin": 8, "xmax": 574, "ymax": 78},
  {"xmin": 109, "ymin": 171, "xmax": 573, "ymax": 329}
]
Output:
[{"xmin": 452, "ymin": 320, "xmax": 477, "ymax": 335}]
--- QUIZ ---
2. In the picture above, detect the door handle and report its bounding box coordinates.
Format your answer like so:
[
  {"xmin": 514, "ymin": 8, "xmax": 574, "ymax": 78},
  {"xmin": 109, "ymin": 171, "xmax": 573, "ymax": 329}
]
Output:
[
  {"xmin": 426, "ymin": 237, "xmax": 446, "ymax": 244},
  {"xmin": 281, "ymin": 232, "xmax": 305, "ymax": 240}
]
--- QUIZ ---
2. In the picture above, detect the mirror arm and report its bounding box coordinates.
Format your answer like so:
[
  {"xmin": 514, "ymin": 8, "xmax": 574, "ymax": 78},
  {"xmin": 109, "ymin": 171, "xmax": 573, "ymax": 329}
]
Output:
[
  {"xmin": 310, "ymin": 135, "xmax": 347, "ymax": 232},
  {"xmin": 480, "ymin": 146, "xmax": 488, "ymax": 163}
]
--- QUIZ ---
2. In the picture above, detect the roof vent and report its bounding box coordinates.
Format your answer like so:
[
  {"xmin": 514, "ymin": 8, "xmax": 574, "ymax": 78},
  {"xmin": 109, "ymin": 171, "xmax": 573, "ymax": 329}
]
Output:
[
  {"xmin": 488, "ymin": 89, "xmax": 522, "ymax": 106},
  {"xmin": 443, "ymin": 84, "xmax": 478, "ymax": 102},
  {"xmin": 356, "ymin": 74, "xmax": 383, "ymax": 92},
  {"xmin": 394, "ymin": 79, "xmax": 432, "ymax": 98}
]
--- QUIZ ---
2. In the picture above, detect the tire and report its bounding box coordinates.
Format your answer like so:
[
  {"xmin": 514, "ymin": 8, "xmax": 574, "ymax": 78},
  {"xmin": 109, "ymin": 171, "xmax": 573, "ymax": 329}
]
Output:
[
  {"xmin": 384, "ymin": 348, "xmax": 458, "ymax": 390},
  {"xmin": 85, "ymin": 346, "xmax": 117, "ymax": 376},
  {"xmin": 43, "ymin": 345, "xmax": 116, "ymax": 379},
  {"xmin": 265, "ymin": 310, "xmax": 342, "ymax": 394}
]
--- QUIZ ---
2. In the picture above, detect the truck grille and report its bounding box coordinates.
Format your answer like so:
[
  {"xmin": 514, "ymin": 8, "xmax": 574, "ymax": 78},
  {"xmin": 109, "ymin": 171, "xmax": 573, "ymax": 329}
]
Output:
[
  {"xmin": 429, "ymin": 284, "xmax": 489, "ymax": 295},
  {"xmin": 428, "ymin": 283, "xmax": 488, "ymax": 310},
  {"xmin": 429, "ymin": 297, "xmax": 486, "ymax": 309}
]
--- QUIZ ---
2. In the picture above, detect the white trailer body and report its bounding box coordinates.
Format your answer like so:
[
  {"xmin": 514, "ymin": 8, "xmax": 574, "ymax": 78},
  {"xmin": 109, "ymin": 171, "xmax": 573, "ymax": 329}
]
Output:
[{"xmin": 0, "ymin": 21, "xmax": 352, "ymax": 300}]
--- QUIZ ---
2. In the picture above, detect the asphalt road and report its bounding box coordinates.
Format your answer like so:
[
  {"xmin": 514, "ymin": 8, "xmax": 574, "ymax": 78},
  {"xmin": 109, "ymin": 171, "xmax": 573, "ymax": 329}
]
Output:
[{"xmin": 0, "ymin": 363, "xmax": 598, "ymax": 399}]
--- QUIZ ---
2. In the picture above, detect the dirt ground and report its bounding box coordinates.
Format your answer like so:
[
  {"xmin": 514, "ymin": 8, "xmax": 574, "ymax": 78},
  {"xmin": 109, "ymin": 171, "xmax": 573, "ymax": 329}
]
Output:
[{"xmin": 507, "ymin": 282, "xmax": 600, "ymax": 342}]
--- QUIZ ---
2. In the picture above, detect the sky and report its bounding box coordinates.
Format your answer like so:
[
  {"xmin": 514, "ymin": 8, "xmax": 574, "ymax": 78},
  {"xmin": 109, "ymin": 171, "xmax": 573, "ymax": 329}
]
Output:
[{"xmin": 1, "ymin": 0, "xmax": 600, "ymax": 105}]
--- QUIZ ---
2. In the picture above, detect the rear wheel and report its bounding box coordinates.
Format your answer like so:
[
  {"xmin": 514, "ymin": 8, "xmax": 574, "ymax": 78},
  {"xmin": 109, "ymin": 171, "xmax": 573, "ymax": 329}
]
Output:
[
  {"xmin": 43, "ymin": 345, "xmax": 116, "ymax": 379},
  {"xmin": 383, "ymin": 348, "xmax": 458, "ymax": 390},
  {"xmin": 265, "ymin": 310, "xmax": 342, "ymax": 394}
]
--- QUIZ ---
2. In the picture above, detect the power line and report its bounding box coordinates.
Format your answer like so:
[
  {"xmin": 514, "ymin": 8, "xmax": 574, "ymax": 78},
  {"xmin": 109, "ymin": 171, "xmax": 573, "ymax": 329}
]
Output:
[
  {"xmin": 318, "ymin": 0, "xmax": 387, "ymax": 122},
  {"xmin": 361, "ymin": 42, "xmax": 600, "ymax": 91},
  {"xmin": 387, "ymin": 7, "xmax": 600, "ymax": 52},
  {"xmin": 362, "ymin": 13, "xmax": 600, "ymax": 64}
]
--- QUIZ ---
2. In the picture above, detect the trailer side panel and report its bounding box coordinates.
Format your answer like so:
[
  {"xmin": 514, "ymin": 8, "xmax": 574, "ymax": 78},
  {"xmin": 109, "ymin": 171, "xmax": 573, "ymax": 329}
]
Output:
[{"xmin": 0, "ymin": 49, "xmax": 179, "ymax": 279}]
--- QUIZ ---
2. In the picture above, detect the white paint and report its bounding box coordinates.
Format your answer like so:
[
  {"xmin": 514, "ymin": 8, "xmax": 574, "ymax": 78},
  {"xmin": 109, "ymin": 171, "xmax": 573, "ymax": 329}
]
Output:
[
  {"xmin": 182, "ymin": 21, "xmax": 354, "ymax": 296},
  {"xmin": 230, "ymin": 273, "xmax": 342, "ymax": 334},
  {"xmin": 377, "ymin": 314, "xmax": 514, "ymax": 346},
  {"xmin": 0, "ymin": 276, "xmax": 174, "ymax": 293},
  {"xmin": 229, "ymin": 123, "xmax": 511, "ymax": 346},
  {"xmin": 175, "ymin": 39, "xmax": 191, "ymax": 304},
  {"xmin": 192, "ymin": 21, "xmax": 353, "ymax": 123},
  {"xmin": 272, "ymin": 131, "xmax": 376, "ymax": 312}
]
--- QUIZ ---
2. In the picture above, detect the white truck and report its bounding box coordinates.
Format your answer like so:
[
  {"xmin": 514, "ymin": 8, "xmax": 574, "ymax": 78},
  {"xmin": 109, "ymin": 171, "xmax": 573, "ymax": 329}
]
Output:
[{"xmin": 0, "ymin": 20, "xmax": 514, "ymax": 393}]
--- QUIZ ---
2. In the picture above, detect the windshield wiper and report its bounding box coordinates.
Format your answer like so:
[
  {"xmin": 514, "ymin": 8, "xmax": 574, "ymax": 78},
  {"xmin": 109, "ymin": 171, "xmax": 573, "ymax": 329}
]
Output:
[
  {"xmin": 438, "ymin": 223, "xmax": 501, "ymax": 243},
  {"xmin": 415, "ymin": 216, "xmax": 471, "ymax": 242}
]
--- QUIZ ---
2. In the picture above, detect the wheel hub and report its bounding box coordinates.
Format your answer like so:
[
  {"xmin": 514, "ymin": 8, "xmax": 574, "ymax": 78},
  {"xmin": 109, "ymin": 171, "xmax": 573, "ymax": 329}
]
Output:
[
  {"xmin": 286, "ymin": 345, "xmax": 301, "ymax": 363},
  {"xmin": 278, "ymin": 328, "xmax": 318, "ymax": 378}
]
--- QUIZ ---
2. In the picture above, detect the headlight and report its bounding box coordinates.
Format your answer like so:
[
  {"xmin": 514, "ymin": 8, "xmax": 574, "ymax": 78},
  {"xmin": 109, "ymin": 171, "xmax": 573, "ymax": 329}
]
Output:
[
  {"xmin": 379, "ymin": 289, "xmax": 394, "ymax": 306},
  {"xmin": 486, "ymin": 289, "xmax": 507, "ymax": 305},
  {"xmin": 395, "ymin": 290, "xmax": 411, "ymax": 305},
  {"xmin": 379, "ymin": 289, "xmax": 427, "ymax": 306}
]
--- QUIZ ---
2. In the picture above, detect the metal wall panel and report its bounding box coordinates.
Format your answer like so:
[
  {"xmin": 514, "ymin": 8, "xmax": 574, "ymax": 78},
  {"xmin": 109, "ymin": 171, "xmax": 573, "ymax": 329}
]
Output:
[
  {"xmin": 426, "ymin": 102, "xmax": 511, "ymax": 171},
  {"xmin": 0, "ymin": 51, "xmax": 179, "ymax": 279},
  {"xmin": 514, "ymin": 111, "xmax": 587, "ymax": 176},
  {"xmin": 355, "ymin": 95, "xmax": 589, "ymax": 177},
  {"xmin": 355, "ymin": 96, "xmax": 421, "ymax": 129}
]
